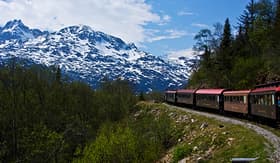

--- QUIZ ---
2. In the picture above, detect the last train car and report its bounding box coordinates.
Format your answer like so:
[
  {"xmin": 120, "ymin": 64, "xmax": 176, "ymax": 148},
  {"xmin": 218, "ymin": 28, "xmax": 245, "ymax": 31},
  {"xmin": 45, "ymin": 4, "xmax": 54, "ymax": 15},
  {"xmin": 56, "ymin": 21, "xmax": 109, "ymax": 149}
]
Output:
[
  {"xmin": 165, "ymin": 90, "xmax": 176, "ymax": 103},
  {"xmin": 250, "ymin": 86, "xmax": 280, "ymax": 121},
  {"xmin": 195, "ymin": 89, "xmax": 226, "ymax": 111}
]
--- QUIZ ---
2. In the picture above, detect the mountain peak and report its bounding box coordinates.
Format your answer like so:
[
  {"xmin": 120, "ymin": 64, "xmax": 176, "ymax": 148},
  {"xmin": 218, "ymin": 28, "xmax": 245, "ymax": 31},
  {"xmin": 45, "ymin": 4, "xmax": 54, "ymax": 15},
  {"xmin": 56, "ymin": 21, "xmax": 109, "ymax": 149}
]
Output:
[
  {"xmin": 2, "ymin": 19, "xmax": 27, "ymax": 32},
  {"xmin": 0, "ymin": 19, "xmax": 48, "ymax": 42},
  {"xmin": 5, "ymin": 19, "xmax": 23, "ymax": 26},
  {"xmin": 0, "ymin": 20, "xmax": 192, "ymax": 92}
]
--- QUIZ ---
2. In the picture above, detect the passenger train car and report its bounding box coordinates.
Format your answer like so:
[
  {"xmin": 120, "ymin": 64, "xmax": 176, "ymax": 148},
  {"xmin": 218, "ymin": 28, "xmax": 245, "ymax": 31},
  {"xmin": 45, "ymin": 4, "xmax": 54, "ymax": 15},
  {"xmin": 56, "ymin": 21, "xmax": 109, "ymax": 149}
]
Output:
[
  {"xmin": 250, "ymin": 86, "xmax": 280, "ymax": 120},
  {"xmin": 176, "ymin": 89, "xmax": 196, "ymax": 106},
  {"xmin": 223, "ymin": 90, "xmax": 250, "ymax": 115},
  {"xmin": 165, "ymin": 82, "xmax": 280, "ymax": 122},
  {"xmin": 196, "ymin": 89, "xmax": 225, "ymax": 111}
]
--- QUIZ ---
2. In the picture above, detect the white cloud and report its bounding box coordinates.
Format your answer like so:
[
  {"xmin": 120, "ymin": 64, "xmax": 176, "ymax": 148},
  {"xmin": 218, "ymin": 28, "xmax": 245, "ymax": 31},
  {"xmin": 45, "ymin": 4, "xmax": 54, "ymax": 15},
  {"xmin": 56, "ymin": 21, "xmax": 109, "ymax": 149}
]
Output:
[
  {"xmin": 163, "ymin": 15, "xmax": 171, "ymax": 21},
  {"xmin": 178, "ymin": 11, "xmax": 194, "ymax": 16},
  {"xmin": 0, "ymin": 0, "xmax": 161, "ymax": 43},
  {"xmin": 167, "ymin": 48, "xmax": 195, "ymax": 60},
  {"xmin": 146, "ymin": 29, "xmax": 192, "ymax": 42},
  {"xmin": 158, "ymin": 14, "xmax": 171, "ymax": 26},
  {"xmin": 191, "ymin": 23, "xmax": 209, "ymax": 28}
]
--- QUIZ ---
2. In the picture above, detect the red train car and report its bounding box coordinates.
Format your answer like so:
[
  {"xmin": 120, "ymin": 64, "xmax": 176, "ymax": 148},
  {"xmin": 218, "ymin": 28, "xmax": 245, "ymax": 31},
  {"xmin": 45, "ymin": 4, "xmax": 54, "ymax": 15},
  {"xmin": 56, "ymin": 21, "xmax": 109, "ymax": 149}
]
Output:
[
  {"xmin": 250, "ymin": 87, "xmax": 280, "ymax": 120},
  {"xmin": 176, "ymin": 89, "xmax": 196, "ymax": 106},
  {"xmin": 223, "ymin": 90, "xmax": 250, "ymax": 114},
  {"xmin": 164, "ymin": 90, "xmax": 176, "ymax": 103},
  {"xmin": 196, "ymin": 89, "xmax": 225, "ymax": 110}
]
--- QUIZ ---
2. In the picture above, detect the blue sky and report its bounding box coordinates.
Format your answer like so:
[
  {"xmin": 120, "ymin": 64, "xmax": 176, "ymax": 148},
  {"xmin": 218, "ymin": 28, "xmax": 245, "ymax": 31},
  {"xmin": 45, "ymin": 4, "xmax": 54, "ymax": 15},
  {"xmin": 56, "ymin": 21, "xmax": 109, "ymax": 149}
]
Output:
[
  {"xmin": 143, "ymin": 0, "xmax": 251, "ymax": 58},
  {"xmin": 0, "ymin": 0, "xmax": 251, "ymax": 58}
]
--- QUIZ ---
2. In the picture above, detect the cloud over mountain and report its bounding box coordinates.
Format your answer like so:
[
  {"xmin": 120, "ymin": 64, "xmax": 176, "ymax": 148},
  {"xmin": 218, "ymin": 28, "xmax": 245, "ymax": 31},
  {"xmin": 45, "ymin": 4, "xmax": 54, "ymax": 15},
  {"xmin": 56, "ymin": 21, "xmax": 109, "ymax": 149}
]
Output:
[{"xmin": 0, "ymin": 0, "xmax": 161, "ymax": 43}]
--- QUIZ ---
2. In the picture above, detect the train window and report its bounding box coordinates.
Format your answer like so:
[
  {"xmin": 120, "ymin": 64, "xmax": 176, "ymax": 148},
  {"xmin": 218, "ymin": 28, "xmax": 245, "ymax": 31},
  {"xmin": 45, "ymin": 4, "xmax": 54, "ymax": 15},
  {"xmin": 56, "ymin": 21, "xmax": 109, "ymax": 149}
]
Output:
[
  {"xmin": 251, "ymin": 95, "xmax": 255, "ymax": 104},
  {"xmin": 255, "ymin": 95, "xmax": 258, "ymax": 104},
  {"xmin": 244, "ymin": 96, "xmax": 247, "ymax": 104},
  {"xmin": 267, "ymin": 95, "xmax": 271, "ymax": 105},
  {"xmin": 265, "ymin": 95, "xmax": 268, "ymax": 105},
  {"xmin": 239, "ymin": 96, "xmax": 243, "ymax": 103},
  {"xmin": 272, "ymin": 95, "xmax": 275, "ymax": 105},
  {"xmin": 260, "ymin": 96, "xmax": 264, "ymax": 105},
  {"xmin": 252, "ymin": 94, "xmax": 275, "ymax": 106}
]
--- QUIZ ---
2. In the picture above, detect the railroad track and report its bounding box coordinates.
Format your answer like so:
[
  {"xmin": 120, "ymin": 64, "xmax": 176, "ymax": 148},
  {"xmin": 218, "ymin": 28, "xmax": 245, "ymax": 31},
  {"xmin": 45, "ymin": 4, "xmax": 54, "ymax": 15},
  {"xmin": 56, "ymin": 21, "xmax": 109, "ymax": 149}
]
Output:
[{"xmin": 164, "ymin": 103, "xmax": 280, "ymax": 162}]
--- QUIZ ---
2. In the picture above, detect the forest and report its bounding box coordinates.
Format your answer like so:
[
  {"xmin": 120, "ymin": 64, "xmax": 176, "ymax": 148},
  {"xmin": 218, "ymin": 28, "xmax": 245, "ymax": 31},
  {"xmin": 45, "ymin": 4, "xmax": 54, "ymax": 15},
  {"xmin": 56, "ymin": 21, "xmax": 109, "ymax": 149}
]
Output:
[
  {"xmin": 0, "ymin": 62, "xmax": 174, "ymax": 162},
  {"xmin": 188, "ymin": 0, "xmax": 280, "ymax": 89}
]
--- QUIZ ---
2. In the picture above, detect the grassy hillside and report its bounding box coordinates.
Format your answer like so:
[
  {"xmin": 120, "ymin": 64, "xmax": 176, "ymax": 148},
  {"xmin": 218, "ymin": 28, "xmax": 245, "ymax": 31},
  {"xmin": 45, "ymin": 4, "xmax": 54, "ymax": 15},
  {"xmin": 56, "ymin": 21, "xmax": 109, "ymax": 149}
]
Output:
[{"xmin": 136, "ymin": 102, "xmax": 272, "ymax": 163}]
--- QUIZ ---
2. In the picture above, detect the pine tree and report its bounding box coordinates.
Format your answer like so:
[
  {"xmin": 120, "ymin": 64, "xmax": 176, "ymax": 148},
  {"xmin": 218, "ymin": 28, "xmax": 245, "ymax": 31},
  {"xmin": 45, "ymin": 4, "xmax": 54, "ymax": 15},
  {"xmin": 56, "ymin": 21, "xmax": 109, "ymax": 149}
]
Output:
[
  {"xmin": 216, "ymin": 18, "xmax": 233, "ymax": 88},
  {"xmin": 217, "ymin": 18, "xmax": 232, "ymax": 65},
  {"xmin": 139, "ymin": 92, "xmax": 145, "ymax": 101},
  {"xmin": 238, "ymin": 0, "xmax": 257, "ymax": 42},
  {"xmin": 55, "ymin": 66, "xmax": 61, "ymax": 84},
  {"xmin": 220, "ymin": 18, "xmax": 232, "ymax": 51}
]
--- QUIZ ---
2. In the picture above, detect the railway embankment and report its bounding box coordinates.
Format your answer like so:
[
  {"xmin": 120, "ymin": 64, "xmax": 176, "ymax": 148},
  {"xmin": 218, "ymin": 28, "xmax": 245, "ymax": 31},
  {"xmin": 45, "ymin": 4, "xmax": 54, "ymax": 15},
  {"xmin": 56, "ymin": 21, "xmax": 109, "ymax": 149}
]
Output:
[
  {"xmin": 135, "ymin": 102, "xmax": 278, "ymax": 162},
  {"xmin": 166, "ymin": 103, "xmax": 280, "ymax": 162}
]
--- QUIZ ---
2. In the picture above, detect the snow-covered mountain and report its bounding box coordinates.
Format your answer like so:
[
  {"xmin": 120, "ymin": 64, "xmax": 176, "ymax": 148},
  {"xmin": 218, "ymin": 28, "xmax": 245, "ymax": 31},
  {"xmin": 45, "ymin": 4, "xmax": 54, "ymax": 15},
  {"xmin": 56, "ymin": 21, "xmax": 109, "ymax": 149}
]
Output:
[{"xmin": 0, "ymin": 19, "xmax": 194, "ymax": 92}]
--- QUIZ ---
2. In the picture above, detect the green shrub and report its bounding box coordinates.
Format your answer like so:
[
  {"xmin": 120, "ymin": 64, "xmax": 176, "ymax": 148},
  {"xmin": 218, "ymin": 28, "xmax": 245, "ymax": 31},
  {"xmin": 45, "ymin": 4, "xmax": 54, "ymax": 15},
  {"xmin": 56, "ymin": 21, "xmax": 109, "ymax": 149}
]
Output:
[{"xmin": 172, "ymin": 144, "xmax": 192, "ymax": 162}]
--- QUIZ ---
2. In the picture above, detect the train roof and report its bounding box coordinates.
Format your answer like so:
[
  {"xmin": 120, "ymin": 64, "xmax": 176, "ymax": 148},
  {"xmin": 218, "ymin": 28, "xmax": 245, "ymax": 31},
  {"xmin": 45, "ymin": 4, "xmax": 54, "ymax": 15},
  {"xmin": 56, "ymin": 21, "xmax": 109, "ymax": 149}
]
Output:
[
  {"xmin": 176, "ymin": 89, "xmax": 196, "ymax": 94},
  {"xmin": 165, "ymin": 90, "xmax": 176, "ymax": 94},
  {"xmin": 196, "ymin": 89, "xmax": 225, "ymax": 95},
  {"xmin": 223, "ymin": 90, "xmax": 251, "ymax": 95},
  {"xmin": 251, "ymin": 86, "xmax": 280, "ymax": 93}
]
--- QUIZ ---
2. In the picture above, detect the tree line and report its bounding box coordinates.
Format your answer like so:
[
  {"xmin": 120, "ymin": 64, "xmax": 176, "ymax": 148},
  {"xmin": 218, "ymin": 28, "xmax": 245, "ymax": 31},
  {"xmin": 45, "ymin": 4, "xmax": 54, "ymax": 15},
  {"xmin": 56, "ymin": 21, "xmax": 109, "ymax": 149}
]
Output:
[{"xmin": 188, "ymin": 0, "xmax": 280, "ymax": 89}]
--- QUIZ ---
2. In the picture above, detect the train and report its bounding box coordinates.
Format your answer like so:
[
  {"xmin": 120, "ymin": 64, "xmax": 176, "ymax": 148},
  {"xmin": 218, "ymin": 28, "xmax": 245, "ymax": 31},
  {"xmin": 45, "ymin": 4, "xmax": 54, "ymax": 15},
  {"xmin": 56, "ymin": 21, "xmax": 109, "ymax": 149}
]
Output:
[{"xmin": 165, "ymin": 81, "xmax": 280, "ymax": 123}]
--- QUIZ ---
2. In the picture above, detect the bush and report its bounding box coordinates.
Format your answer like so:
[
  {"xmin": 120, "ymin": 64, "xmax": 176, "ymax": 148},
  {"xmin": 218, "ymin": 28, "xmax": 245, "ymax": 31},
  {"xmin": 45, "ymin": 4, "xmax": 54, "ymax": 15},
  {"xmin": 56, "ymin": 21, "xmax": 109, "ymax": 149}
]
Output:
[{"xmin": 172, "ymin": 144, "xmax": 192, "ymax": 163}]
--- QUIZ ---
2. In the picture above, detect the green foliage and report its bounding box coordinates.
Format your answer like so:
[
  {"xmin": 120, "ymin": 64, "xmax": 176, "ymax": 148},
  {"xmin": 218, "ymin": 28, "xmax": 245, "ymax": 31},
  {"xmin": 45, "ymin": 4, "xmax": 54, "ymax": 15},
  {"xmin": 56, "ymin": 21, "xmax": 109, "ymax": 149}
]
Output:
[
  {"xmin": 0, "ymin": 63, "xmax": 137, "ymax": 162},
  {"xmin": 95, "ymin": 78, "xmax": 137, "ymax": 121},
  {"xmin": 172, "ymin": 145, "xmax": 192, "ymax": 163},
  {"xmin": 0, "ymin": 63, "xmax": 175, "ymax": 162},
  {"xmin": 144, "ymin": 91, "xmax": 164, "ymax": 102},
  {"xmin": 20, "ymin": 123, "xmax": 64, "ymax": 162},
  {"xmin": 138, "ymin": 91, "xmax": 145, "ymax": 101},
  {"xmin": 220, "ymin": 18, "xmax": 232, "ymax": 51},
  {"xmin": 231, "ymin": 57, "xmax": 264, "ymax": 89},
  {"xmin": 78, "ymin": 123, "xmax": 138, "ymax": 163},
  {"xmin": 189, "ymin": 0, "xmax": 280, "ymax": 89},
  {"xmin": 76, "ymin": 109, "xmax": 174, "ymax": 163},
  {"xmin": 137, "ymin": 102, "xmax": 274, "ymax": 162}
]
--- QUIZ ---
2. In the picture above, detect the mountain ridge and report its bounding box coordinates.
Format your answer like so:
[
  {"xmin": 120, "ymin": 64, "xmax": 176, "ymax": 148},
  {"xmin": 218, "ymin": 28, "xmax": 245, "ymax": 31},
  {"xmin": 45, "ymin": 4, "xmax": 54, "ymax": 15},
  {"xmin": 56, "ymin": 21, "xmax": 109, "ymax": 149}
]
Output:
[{"xmin": 0, "ymin": 19, "xmax": 194, "ymax": 92}]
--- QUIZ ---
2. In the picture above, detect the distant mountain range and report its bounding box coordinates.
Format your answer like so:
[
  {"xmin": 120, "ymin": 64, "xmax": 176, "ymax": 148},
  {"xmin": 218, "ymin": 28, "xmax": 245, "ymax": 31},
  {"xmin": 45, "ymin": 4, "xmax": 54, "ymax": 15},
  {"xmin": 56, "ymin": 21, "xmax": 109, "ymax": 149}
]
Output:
[{"xmin": 0, "ymin": 19, "xmax": 198, "ymax": 92}]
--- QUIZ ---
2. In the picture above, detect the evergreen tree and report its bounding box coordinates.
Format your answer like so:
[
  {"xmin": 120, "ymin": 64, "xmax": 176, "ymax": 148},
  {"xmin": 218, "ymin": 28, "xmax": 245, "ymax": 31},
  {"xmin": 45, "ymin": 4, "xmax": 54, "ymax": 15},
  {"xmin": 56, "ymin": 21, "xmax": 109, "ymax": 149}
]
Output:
[
  {"xmin": 216, "ymin": 18, "xmax": 233, "ymax": 87},
  {"xmin": 220, "ymin": 18, "xmax": 232, "ymax": 51},
  {"xmin": 139, "ymin": 91, "xmax": 145, "ymax": 101},
  {"xmin": 55, "ymin": 66, "xmax": 61, "ymax": 84}
]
